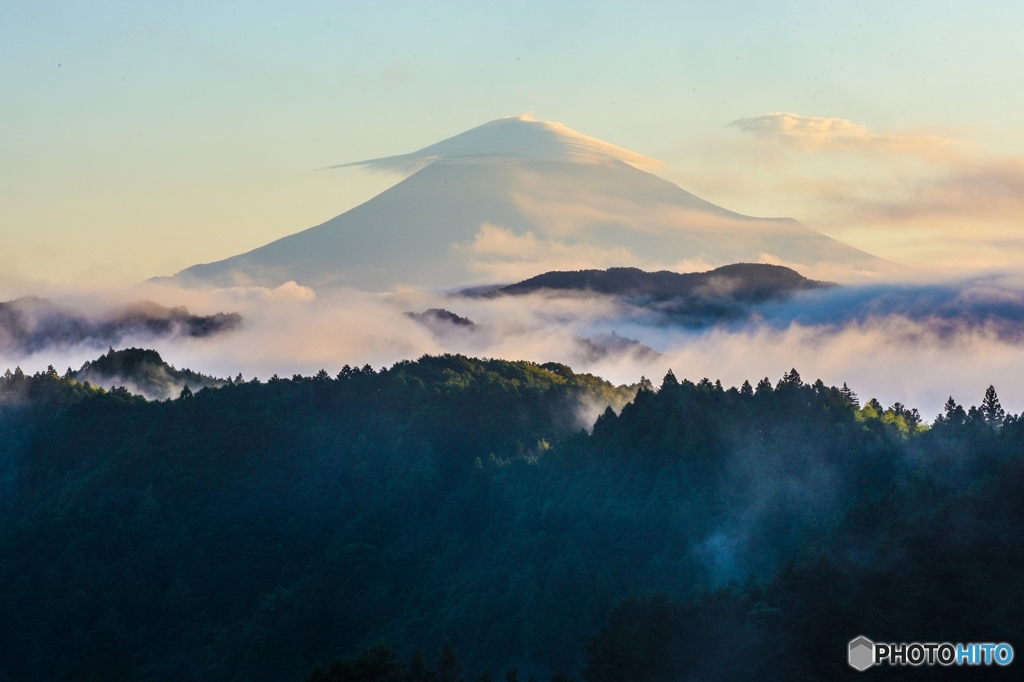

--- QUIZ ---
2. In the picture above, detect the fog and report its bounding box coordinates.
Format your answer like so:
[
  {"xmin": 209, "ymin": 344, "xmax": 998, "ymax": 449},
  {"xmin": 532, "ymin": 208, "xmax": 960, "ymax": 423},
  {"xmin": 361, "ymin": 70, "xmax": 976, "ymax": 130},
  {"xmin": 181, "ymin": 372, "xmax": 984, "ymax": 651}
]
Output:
[{"xmin": 4, "ymin": 274, "xmax": 1024, "ymax": 420}]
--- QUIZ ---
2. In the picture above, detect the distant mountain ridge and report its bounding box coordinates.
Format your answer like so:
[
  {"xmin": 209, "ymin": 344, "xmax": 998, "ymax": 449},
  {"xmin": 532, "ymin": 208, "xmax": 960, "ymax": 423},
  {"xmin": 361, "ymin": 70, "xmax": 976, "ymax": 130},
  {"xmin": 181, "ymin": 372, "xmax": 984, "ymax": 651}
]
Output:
[
  {"xmin": 479, "ymin": 263, "xmax": 834, "ymax": 326},
  {"xmin": 491, "ymin": 263, "xmax": 834, "ymax": 300}
]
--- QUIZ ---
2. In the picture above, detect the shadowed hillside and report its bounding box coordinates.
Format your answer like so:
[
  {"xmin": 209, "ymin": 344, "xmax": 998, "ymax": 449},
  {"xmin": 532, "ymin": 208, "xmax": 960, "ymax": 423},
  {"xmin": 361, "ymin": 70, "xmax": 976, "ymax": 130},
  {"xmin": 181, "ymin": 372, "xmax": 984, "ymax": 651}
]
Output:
[
  {"xmin": 492, "ymin": 263, "xmax": 833, "ymax": 300},
  {"xmin": 0, "ymin": 352, "xmax": 1020, "ymax": 681},
  {"xmin": 482, "ymin": 263, "xmax": 835, "ymax": 326}
]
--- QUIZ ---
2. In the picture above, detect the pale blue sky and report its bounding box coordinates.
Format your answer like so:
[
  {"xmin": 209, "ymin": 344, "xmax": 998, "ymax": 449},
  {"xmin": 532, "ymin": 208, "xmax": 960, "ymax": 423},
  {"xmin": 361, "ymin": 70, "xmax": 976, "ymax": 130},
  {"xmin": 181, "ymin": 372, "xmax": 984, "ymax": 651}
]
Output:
[{"xmin": 3, "ymin": 0, "xmax": 1024, "ymax": 289}]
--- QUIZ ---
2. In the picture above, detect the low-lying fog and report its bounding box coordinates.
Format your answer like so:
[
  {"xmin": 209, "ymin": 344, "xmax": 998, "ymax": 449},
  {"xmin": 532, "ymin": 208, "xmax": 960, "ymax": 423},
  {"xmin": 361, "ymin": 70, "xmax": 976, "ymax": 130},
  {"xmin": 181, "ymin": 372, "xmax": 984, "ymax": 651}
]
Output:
[{"xmin": 5, "ymin": 273, "xmax": 1024, "ymax": 420}]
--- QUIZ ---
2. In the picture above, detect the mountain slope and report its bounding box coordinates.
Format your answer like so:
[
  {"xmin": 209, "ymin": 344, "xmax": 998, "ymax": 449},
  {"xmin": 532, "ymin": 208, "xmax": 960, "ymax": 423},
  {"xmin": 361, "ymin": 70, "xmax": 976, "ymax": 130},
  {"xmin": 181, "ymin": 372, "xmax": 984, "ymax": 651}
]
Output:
[{"xmin": 164, "ymin": 117, "xmax": 900, "ymax": 291}]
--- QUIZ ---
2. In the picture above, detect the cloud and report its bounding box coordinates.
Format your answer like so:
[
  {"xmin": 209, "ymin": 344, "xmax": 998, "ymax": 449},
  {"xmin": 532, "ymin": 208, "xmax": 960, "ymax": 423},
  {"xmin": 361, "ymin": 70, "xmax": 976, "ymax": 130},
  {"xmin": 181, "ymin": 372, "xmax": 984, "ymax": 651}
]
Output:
[
  {"xmin": 10, "ymin": 273, "xmax": 1024, "ymax": 423},
  {"xmin": 847, "ymin": 159, "xmax": 1024, "ymax": 222},
  {"xmin": 649, "ymin": 111, "xmax": 1024, "ymax": 274},
  {"xmin": 0, "ymin": 296, "xmax": 241, "ymax": 356},
  {"xmin": 214, "ymin": 281, "xmax": 318, "ymax": 303},
  {"xmin": 456, "ymin": 223, "xmax": 641, "ymax": 282},
  {"xmin": 331, "ymin": 115, "xmax": 661, "ymax": 174},
  {"xmin": 729, "ymin": 112, "xmax": 957, "ymax": 156},
  {"xmin": 749, "ymin": 277, "xmax": 1024, "ymax": 336}
]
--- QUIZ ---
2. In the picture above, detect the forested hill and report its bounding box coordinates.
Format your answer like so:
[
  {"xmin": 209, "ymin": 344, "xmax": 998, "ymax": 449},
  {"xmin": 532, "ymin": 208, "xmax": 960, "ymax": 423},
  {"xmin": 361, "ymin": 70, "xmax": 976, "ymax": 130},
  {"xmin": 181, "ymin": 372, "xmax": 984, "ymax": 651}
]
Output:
[
  {"xmin": 0, "ymin": 354, "xmax": 1021, "ymax": 681},
  {"xmin": 489, "ymin": 263, "xmax": 832, "ymax": 300},
  {"xmin": 0, "ymin": 347, "xmax": 227, "ymax": 403},
  {"xmin": 73, "ymin": 347, "xmax": 228, "ymax": 400},
  {"xmin": 478, "ymin": 264, "xmax": 835, "ymax": 326}
]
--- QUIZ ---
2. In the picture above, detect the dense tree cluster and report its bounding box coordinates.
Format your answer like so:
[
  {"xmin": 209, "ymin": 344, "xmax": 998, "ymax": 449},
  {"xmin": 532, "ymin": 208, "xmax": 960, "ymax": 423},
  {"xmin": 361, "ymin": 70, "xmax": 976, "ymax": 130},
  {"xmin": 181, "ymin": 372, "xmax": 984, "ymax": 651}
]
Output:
[{"xmin": 0, "ymin": 353, "xmax": 1019, "ymax": 681}]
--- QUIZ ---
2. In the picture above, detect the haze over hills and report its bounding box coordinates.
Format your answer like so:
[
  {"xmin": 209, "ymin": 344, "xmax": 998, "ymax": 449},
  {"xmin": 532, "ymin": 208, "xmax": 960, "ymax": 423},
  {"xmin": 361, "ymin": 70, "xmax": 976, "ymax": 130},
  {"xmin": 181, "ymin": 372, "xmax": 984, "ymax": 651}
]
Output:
[
  {"xmin": 0, "ymin": 296, "xmax": 241, "ymax": 355},
  {"xmin": 163, "ymin": 116, "xmax": 900, "ymax": 292}
]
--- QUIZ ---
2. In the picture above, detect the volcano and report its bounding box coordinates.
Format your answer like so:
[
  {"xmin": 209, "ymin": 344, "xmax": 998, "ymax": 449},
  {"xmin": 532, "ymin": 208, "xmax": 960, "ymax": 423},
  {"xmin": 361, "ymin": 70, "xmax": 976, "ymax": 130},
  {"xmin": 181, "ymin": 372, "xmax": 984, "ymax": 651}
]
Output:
[{"xmin": 163, "ymin": 115, "xmax": 899, "ymax": 291}]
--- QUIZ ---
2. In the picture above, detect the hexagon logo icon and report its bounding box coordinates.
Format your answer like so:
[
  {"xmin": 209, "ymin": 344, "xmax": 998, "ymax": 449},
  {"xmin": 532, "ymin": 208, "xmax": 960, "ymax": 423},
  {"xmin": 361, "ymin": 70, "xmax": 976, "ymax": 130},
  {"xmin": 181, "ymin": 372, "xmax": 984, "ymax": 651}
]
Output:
[{"xmin": 849, "ymin": 636, "xmax": 875, "ymax": 671}]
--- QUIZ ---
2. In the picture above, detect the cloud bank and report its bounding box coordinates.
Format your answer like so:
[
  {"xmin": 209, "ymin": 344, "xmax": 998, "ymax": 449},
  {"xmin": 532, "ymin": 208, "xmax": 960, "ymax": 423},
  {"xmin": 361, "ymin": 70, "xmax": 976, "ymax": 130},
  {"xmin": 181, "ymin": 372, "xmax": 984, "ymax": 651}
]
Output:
[
  {"xmin": 5, "ymin": 274, "xmax": 1024, "ymax": 422},
  {"xmin": 0, "ymin": 296, "xmax": 241, "ymax": 356}
]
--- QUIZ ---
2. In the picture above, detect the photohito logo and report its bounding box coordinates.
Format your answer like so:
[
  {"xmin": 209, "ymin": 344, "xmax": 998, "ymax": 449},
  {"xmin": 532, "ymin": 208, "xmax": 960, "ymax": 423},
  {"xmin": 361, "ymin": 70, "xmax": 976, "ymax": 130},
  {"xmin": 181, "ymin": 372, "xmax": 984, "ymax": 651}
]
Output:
[{"xmin": 848, "ymin": 636, "xmax": 1014, "ymax": 670}]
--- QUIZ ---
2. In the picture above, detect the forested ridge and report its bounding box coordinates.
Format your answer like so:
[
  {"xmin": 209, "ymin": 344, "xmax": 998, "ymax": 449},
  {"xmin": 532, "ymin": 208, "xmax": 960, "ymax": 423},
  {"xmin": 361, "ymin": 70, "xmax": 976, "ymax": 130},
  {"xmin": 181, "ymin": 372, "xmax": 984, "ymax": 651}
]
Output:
[{"xmin": 0, "ymin": 352, "xmax": 1020, "ymax": 681}]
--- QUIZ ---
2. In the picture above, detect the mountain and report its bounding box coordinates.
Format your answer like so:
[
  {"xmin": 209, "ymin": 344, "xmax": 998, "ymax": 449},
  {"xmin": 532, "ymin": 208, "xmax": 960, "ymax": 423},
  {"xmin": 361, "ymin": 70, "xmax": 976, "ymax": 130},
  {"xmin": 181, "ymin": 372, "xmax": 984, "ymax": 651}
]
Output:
[{"xmin": 162, "ymin": 116, "xmax": 900, "ymax": 291}]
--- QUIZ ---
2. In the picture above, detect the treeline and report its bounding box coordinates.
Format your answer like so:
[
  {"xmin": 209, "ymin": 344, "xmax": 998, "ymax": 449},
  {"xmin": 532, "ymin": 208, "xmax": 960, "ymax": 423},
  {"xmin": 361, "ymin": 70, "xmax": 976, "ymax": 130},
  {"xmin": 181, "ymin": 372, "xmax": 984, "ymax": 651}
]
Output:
[{"xmin": 0, "ymin": 353, "xmax": 1020, "ymax": 681}]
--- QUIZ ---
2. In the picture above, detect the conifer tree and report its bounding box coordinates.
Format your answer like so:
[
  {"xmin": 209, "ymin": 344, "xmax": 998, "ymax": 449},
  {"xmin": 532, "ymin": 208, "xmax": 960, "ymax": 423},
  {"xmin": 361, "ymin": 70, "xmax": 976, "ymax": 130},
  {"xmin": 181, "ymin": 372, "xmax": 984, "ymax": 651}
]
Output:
[
  {"xmin": 840, "ymin": 382, "xmax": 859, "ymax": 408},
  {"xmin": 982, "ymin": 385, "xmax": 1005, "ymax": 425}
]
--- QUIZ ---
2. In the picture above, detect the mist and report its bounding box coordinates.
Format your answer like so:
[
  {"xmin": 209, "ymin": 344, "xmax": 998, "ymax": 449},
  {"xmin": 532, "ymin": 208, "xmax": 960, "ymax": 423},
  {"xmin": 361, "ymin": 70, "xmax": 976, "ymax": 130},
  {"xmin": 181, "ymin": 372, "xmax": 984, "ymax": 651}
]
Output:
[{"xmin": 4, "ymin": 274, "xmax": 1024, "ymax": 421}]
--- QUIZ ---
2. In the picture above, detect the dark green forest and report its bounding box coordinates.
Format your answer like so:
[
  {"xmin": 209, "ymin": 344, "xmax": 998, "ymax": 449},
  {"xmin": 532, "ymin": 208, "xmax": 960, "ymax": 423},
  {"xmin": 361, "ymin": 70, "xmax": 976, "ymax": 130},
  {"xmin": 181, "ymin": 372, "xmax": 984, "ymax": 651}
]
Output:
[{"xmin": 0, "ymin": 351, "xmax": 1020, "ymax": 681}]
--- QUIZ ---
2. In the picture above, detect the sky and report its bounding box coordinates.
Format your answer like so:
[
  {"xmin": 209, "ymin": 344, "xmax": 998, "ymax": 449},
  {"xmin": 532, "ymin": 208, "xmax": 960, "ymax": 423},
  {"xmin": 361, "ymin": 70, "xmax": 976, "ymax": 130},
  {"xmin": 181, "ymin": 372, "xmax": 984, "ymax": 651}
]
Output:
[
  {"xmin": 4, "ymin": 0, "xmax": 1024, "ymax": 292},
  {"xmin": 5, "ymin": 0, "xmax": 1024, "ymax": 417}
]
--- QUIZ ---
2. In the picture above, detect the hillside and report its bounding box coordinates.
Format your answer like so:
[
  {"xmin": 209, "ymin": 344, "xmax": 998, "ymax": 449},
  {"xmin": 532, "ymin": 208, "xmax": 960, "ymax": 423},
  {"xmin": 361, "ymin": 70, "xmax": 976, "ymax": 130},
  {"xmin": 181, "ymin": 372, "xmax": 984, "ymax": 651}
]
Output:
[
  {"xmin": 0, "ymin": 352, "xmax": 1019, "ymax": 681},
  {"xmin": 492, "ymin": 263, "xmax": 832, "ymax": 299},
  {"xmin": 482, "ymin": 263, "xmax": 834, "ymax": 325}
]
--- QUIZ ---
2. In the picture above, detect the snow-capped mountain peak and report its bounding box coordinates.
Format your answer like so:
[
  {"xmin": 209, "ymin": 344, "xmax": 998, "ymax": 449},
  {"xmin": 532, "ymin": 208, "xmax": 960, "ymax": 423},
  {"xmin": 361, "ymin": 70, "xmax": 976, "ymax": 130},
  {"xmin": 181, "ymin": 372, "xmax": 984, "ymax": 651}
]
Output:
[{"xmin": 333, "ymin": 115, "xmax": 660, "ymax": 173}]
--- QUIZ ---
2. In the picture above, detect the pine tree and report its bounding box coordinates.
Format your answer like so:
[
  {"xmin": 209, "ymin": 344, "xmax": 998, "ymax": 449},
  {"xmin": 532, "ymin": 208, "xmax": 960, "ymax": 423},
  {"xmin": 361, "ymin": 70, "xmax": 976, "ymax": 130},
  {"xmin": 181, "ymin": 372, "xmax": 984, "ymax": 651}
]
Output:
[
  {"xmin": 982, "ymin": 385, "xmax": 1005, "ymax": 425},
  {"xmin": 777, "ymin": 369, "xmax": 802, "ymax": 389},
  {"xmin": 941, "ymin": 396, "xmax": 967, "ymax": 426},
  {"xmin": 840, "ymin": 382, "xmax": 859, "ymax": 408}
]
